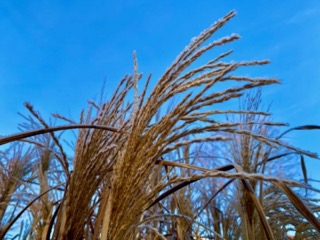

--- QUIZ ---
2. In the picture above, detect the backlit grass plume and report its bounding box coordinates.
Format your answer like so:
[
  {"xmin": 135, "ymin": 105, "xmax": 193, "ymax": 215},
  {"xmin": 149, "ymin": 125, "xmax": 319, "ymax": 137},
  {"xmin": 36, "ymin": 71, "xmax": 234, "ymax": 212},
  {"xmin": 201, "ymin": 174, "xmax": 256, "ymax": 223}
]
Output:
[{"xmin": 55, "ymin": 10, "xmax": 278, "ymax": 239}]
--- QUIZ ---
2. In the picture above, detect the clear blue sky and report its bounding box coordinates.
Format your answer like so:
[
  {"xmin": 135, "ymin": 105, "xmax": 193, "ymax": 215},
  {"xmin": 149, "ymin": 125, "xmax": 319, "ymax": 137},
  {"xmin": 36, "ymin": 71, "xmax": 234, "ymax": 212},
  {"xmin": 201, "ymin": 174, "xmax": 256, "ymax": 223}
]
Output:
[{"xmin": 1, "ymin": 1, "xmax": 320, "ymax": 177}]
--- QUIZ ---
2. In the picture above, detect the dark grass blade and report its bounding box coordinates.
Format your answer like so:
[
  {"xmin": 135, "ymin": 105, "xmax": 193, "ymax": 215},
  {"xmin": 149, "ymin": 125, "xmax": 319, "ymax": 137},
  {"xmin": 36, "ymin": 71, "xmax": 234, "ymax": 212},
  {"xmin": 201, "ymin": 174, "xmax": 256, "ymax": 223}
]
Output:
[
  {"xmin": 300, "ymin": 154, "xmax": 308, "ymax": 196},
  {"xmin": 0, "ymin": 124, "xmax": 126, "ymax": 146},
  {"xmin": 277, "ymin": 125, "xmax": 320, "ymax": 139},
  {"xmin": 273, "ymin": 181, "xmax": 320, "ymax": 233},
  {"xmin": 0, "ymin": 184, "xmax": 63, "ymax": 239},
  {"xmin": 146, "ymin": 179, "xmax": 198, "ymax": 210},
  {"xmin": 46, "ymin": 200, "xmax": 62, "ymax": 240},
  {"xmin": 146, "ymin": 163, "xmax": 236, "ymax": 210},
  {"xmin": 300, "ymin": 155, "xmax": 308, "ymax": 185},
  {"xmin": 194, "ymin": 179, "xmax": 234, "ymax": 220},
  {"xmin": 256, "ymin": 152, "xmax": 298, "ymax": 166}
]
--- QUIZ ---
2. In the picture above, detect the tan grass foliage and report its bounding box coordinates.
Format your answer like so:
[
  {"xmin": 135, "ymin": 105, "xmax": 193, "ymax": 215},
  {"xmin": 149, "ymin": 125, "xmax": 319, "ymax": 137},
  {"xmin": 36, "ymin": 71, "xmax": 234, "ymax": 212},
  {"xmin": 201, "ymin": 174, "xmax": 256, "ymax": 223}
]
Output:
[{"xmin": 1, "ymin": 10, "xmax": 320, "ymax": 240}]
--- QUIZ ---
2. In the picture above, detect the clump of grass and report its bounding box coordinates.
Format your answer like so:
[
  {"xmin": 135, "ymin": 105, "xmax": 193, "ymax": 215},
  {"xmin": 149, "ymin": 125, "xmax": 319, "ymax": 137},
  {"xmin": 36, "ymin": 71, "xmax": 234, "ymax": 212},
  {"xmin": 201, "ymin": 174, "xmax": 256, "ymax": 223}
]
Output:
[
  {"xmin": 1, "ymin": 10, "xmax": 320, "ymax": 240},
  {"xmin": 60, "ymin": 10, "xmax": 283, "ymax": 239}
]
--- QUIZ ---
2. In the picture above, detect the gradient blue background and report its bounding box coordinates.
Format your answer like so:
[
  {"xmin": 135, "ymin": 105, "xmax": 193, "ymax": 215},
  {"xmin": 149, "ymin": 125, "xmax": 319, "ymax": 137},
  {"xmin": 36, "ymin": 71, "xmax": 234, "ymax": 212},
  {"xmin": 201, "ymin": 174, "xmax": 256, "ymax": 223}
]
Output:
[{"xmin": 1, "ymin": 1, "xmax": 319, "ymax": 178}]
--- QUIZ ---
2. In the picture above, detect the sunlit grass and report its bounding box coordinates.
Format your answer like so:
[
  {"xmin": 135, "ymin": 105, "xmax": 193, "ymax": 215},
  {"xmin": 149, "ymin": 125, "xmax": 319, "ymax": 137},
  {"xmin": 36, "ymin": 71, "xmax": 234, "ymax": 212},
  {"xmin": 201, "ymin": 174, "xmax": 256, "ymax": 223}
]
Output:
[{"xmin": 0, "ymin": 11, "xmax": 319, "ymax": 240}]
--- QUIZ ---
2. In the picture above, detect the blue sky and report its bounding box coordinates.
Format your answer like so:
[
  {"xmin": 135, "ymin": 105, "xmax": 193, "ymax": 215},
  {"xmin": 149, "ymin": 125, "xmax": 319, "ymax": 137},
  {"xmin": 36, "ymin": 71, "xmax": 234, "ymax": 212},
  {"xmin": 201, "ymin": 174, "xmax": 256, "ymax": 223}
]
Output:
[{"xmin": 1, "ymin": 1, "xmax": 320, "ymax": 177}]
